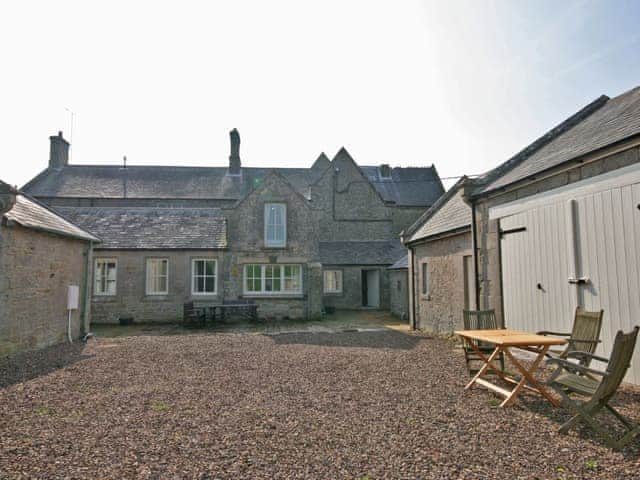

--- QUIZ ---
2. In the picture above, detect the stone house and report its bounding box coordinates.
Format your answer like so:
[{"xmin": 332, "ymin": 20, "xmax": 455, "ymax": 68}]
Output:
[
  {"xmin": 22, "ymin": 130, "xmax": 443, "ymax": 323},
  {"xmin": 402, "ymin": 177, "xmax": 473, "ymax": 332},
  {"xmin": 466, "ymin": 85, "xmax": 640, "ymax": 385},
  {"xmin": 387, "ymin": 255, "xmax": 408, "ymax": 320},
  {"xmin": 0, "ymin": 180, "xmax": 99, "ymax": 354}
]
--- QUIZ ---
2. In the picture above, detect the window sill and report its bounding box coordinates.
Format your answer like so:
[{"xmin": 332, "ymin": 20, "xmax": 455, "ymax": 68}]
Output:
[
  {"xmin": 242, "ymin": 293, "xmax": 304, "ymax": 299},
  {"xmin": 323, "ymin": 291, "xmax": 344, "ymax": 296}
]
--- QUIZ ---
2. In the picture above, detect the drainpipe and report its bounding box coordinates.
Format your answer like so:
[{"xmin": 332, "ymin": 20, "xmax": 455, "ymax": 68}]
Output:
[
  {"xmin": 471, "ymin": 201, "xmax": 480, "ymax": 310},
  {"xmin": 408, "ymin": 244, "xmax": 417, "ymax": 330},
  {"xmin": 80, "ymin": 240, "xmax": 93, "ymax": 335}
]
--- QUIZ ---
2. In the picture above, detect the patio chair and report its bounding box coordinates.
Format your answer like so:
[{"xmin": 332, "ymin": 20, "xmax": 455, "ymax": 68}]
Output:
[
  {"xmin": 547, "ymin": 326, "xmax": 639, "ymax": 450},
  {"xmin": 537, "ymin": 307, "xmax": 603, "ymax": 367},
  {"xmin": 462, "ymin": 309, "xmax": 505, "ymax": 375}
]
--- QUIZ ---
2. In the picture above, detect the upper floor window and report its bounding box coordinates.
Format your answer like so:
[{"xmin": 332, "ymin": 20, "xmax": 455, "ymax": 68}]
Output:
[
  {"xmin": 264, "ymin": 203, "xmax": 286, "ymax": 247},
  {"xmin": 146, "ymin": 258, "xmax": 169, "ymax": 295},
  {"xmin": 95, "ymin": 258, "xmax": 117, "ymax": 296},
  {"xmin": 192, "ymin": 259, "xmax": 217, "ymax": 295},
  {"xmin": 323, "ymin": 270, "xmax": 343, "ymax": 293}
]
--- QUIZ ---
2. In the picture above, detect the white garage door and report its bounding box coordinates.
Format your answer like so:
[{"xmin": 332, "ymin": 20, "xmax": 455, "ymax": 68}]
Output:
[{"xmin": 493, "ymin": 163, "xmax": 640, "ymax": 385}]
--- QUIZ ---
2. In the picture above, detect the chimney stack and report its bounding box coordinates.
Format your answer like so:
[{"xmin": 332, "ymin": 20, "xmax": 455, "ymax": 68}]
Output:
[
  {"xmin": 228, "ymin": 128, "xmax": 241, "ymax": 175},
  {"xmin": 49, "ymin": 131, "xmax": 69, "ymax": 169}
]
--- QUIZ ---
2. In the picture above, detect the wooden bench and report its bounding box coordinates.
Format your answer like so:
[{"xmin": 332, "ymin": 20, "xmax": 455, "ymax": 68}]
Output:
[{"xmin": 183, "ymin": 301, "xmax": 206, "ymax": 328}]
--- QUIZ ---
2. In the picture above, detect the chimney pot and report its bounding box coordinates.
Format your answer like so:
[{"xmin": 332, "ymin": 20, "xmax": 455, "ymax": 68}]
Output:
[
  {"xmin": 49, "ymin": 131, "xmax": 70, "ymax": 169},
  {"xmin": 228, "ymin": 128, "xmax": 241, "ymax": 175}
]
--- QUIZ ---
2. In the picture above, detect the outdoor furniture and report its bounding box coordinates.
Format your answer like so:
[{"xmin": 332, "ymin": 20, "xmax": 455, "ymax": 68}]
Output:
[
  {"xmin": 183, "ymin": 301, "xmax": 206, "ymax": 328},
  {"xmin": 537, "ymin": 307, "xmax": 604, "ymax": 366},
  {"xmin": 462, "ymin": 309, "xmax": 505, "ymax": 374},
  {"xmin": 547, "ymin": 326, "xmax": 639, "ymax": 450},
  {"xmin": 209, "ymin": 300, "xmax": 258, "ymax": 322},
  {"xmin": 455, "ymin": 329, "xmax": 566, "ymax": 407}
]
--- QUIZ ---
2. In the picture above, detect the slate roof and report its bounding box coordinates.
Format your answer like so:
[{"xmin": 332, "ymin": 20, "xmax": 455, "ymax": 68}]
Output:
[
  {"xmin": 405, "ymin": 177, "xmax": 471, "ymax": 244},
  {"xmin": 477, "ymin": 86, "xmax": 640, "ymax": 195},
  {"xmin": 388, "ymin": 254, "xmax": 408, "ymax": 270},
  {"xmin": 2, "ymin": 191, "xmax": 99, "ymax": 242},
  {"xmin": 23, "ymin": 163, "xmax": 443, "ymax": 207},
  {"xmin": 361, "ymin": 165, "xmax": 444, "ymax": 206},
  {"xmin": 55, "ymin": 207, "xmax": 227, "ymax": 250},
  {"xmin": 319, "ymin": 240, "xmax": 406, "ymax": 265}
]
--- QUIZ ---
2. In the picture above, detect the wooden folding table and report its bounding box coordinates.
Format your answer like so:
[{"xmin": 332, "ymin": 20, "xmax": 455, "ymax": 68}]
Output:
[{"xmin": 455, "ymin": 329, "xmax": 567, "ymax": 407}]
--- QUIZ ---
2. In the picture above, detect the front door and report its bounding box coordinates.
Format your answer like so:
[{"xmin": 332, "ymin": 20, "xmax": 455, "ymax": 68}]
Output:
[{"xmin": 364, "ymin": 269, "xmax": 380, "ymax": 308}]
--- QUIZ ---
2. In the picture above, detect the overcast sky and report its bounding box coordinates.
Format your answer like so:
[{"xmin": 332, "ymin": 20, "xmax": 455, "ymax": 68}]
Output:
[{"xmin": 2, "ymin": 0, "xmax": 640, "ymax": 188}]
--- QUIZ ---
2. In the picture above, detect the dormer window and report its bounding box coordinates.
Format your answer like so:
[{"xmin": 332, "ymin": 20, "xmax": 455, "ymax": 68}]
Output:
[
  {"xmin": 379, "ymin": 164, "xmax": 392, "ymax": 179},
  {"xmin": 264, "ymin": 203, "xmax": 286, "ymax": 247}
]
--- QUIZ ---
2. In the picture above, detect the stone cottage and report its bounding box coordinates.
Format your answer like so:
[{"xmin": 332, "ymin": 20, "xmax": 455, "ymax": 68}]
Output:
[
  {"xmin": 467, "ymin": 85, "xmax": 640, "ymax": 385},
  {"xmin": 21, "ymin": 130, "xmax": 443, "ymax": 323},
  {"xmin": 0, "ymin": 180, "xmax": 99, "ymax": 354},
  {"xmin": 402, "ymin": 177, "xmax": 473, "ymax": 332}
]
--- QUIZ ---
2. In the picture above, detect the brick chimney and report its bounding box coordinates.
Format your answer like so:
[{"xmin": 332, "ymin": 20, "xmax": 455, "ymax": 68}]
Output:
[
  {"xmin": 49, "ymin": 131, "xmax": 69, "ymax": 169},
  {"xmin": 228, "ymin": 128, "xmax": 241, "ymax": 175}
]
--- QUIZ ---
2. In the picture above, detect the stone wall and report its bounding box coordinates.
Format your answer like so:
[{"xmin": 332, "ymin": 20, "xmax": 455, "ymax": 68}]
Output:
[
  {"xmin": 473, "ymin": 144, "xmax": 640, "ymax": 326},
  {"xmin": 0, "ymin": 224, "xmax": 88, "ymax": 355},
  {"xmin": 412, "ymin": 231, "xmax": 472, "ymax": 333},
  {"xmin": 389, "ymin": 269, "xmax": 408, "ymax": 319}
]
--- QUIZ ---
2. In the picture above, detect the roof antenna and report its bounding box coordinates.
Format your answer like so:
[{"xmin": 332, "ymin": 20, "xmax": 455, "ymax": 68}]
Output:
[{"xmin": 65, "ymin": 107, "xmax": 75, "ymax": 162}]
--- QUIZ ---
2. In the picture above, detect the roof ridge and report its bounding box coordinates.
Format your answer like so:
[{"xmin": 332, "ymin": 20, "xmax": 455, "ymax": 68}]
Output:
[
  {"xmin": 473, "ymin": 94, "xmax": 610, "ymax": 196},
  {"xmin": 402, "ymin": 176, "xmax": 468, "ymax": 241}
]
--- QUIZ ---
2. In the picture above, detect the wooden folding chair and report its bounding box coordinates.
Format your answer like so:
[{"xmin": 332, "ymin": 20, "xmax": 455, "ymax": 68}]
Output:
[
  {"xmin": 547, "ymin": 326, "xmax": 640, "ymax": 450},
  {"xmin": 538, "ymin": 307, "xmax": 603, "ymax": 367},
  {"xmin": 462, "ymin": 309, "xmax": 505, "ymax": 374}
]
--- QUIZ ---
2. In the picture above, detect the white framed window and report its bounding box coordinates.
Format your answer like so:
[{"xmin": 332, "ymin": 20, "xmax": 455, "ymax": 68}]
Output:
[
  {"xmin": 323, "ymin": 270, "xmax": 343, "ymax": 293},
  {"xmin": 264, "ymin": 203, "xmax": 286, "ymax": 247},
  {"xmin": 146, "ymin": 258, "xmax": 169, "ymax": 295},
  {"xmin": 243, "ymin": 264, "xmax": 302, "ymax": 295},
  {"xmin": 192, "ymin": 259, "xmax": 217, "ymax": 295},
  {"xmin": 421, "ymin": 262, "xmax": 429, "ymax": 295},
  {"xmin": 94, "ymin": 258, "xmax": 117, "ymax": 296}
]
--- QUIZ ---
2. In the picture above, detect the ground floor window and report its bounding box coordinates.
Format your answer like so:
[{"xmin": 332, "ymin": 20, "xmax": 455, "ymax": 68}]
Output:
[
  {"xmin": 421, "ymin": 262, "xmax": 429, "ymax": 295},
  {"xmin": 94, "ymin": 258, "xmax": 117, "ymax": 296},
  {"xmin": 323, "ymin": 270, "xmax": 343, "ymax": 293},
  {"xmin": 244, "ymin": 264, "xmax": 302, "ymax": 295},
  {"xmin": 192, "ymin": 259, "xmax": 217, "ymax": 294},
  {"xmin": 146, "ymin": 258, "xmax": 169, "ymax": 295}
]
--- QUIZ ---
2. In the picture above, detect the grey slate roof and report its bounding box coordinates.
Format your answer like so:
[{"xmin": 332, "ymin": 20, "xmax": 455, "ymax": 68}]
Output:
[
  {"xmin": 320, "ymin": 240, "xmax": 406, "ymax": 265},
  {"xmin": 478, "ymin": 86, "xmax": 640, "ymax": 195},
  {"xmin": 388, "ymin": 254, "xmax": 408, "ymax": 270},
  {"xmin": 406, "ymin": 177, "xmax": 471, "ymax": 243},
  {"xmin": 3, "ymin": 193, "xmax": 99, "ymax": 242},
  {"xmin": 55, "ymin": 207, "xmax": 227, "ymax": 250},
  {"xmin": 361, "ymin": 165, "xmax": 444, "ymax": 206},
  {"xmin": 24, "ymin": 163, "xmax": 443, "ymax": 207}
]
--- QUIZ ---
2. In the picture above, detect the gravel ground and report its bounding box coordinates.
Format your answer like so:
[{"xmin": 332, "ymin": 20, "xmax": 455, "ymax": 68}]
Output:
[{"xmin": 1, "ymin": 330, "xmax": 639, "ymax": 479}]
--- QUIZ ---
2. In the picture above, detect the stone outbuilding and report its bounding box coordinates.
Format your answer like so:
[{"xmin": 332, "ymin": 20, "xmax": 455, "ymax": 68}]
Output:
[
  {"xmin": 467, "ymin": 85, "xmax": 640, "ymax": 385},
  {"xmin": 0, "ymin": 180, "xmax": 99, "ymax": 355},
  {"xmin": 402, "ymin": 177, "xmax": 474, "ymax": 333}
]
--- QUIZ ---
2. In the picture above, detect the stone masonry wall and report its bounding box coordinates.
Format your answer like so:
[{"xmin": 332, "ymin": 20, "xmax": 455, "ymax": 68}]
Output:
[
  {"xmin": 473, "ymin": 145, "xmax": 640, "ymax": 326},
  {"xmin": 413, "ymin": 232, "xmax": 472, "ymax": 333},
  {"xmin": 0, "ymin": 224, "xmax": 87, "ymax": 355},
  {"xmin": 389, "ymin": 269, "xmax": 408, "ymax": 319}
]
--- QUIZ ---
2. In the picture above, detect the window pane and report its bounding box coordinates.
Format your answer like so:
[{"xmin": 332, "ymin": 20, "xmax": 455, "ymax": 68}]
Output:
[
  {"xmin": 205, "ymin": 277, "xmax": 215, "ymax": 292},
  {"xmin": 205, "ymin": 260, "xmax": 215, "ymax": 276}
]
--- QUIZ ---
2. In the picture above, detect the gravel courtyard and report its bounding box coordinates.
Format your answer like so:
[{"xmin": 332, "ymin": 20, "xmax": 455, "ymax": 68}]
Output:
[{"xmin": 1, "ymin": 328, "xmax": 639, "ymax": 479}]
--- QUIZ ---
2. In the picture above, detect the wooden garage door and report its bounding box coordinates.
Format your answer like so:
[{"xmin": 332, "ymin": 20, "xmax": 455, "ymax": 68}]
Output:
[{"xmin": 498, "ymin": 169, "xmax": 640, "ymax": 385}]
